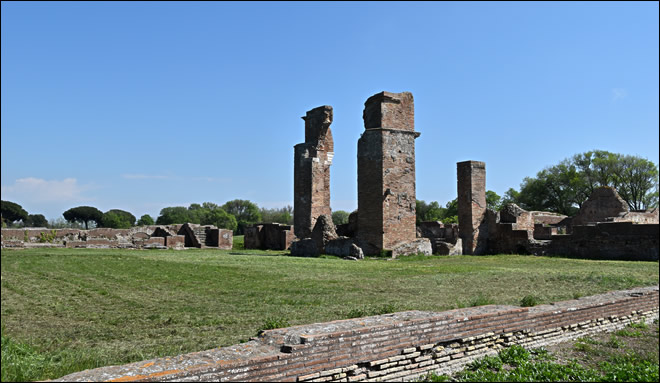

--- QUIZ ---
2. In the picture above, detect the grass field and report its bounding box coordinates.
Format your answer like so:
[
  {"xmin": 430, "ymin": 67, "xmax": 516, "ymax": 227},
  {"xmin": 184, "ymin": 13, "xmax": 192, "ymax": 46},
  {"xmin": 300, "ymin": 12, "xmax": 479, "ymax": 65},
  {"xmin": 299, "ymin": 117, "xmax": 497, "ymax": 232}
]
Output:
[{"xmin": 1, "ymin": 247, "xmax": 658, "ymax": 381}]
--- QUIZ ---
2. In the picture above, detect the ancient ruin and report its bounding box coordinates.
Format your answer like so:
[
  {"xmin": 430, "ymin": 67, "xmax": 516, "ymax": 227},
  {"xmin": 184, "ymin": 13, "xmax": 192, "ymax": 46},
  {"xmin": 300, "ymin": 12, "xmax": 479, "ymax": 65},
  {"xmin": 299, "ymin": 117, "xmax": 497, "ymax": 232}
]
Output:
[
  {"xmin": 293, "ymin": 106, "xmax": 334, "ymax": 239},
  {"xmin": 54, "ymin": 287, "xmax": 659, "ymax": 382},
  {"xmin": 457, "ymin": 160, "xmax": 488, "ymax": 255},
  {"xmin": 454, "ymin": 161, "xmax": 659, "ymax": 261},
  {"xmin": 357, "ymin": 91, "xmax": 428, "ymax": 255},
  {"xmin": 244, "ymin": 223, "xmax": 295, "ymax": 251},
  {"xmin": 1, "ymin": 224, "xmax": 233, "ymax": 250},
  {"xmin": 289, "ymin": 92, "xmax": 431, "ymax": 258}
]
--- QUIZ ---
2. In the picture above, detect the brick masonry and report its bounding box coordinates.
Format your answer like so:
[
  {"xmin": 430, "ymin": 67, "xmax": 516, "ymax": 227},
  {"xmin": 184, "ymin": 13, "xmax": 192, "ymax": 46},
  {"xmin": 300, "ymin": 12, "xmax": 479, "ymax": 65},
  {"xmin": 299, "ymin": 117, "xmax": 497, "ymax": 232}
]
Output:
[
  {"xmin": 1, "ymin": 224, "xmax": 231, "ymax": 250},
  {"xmin": 357, "ymin": 92, "xmax": 419, "ymax": 252},
  {"xmin": 245, "ymin": 223, "xmax": 296, "ymax": 250},
  {"xmin": 55, "ymin": 286, "xmax": 659, "ymax": 382},
  {"xmin": 294, "ymin": 106, "xmax": 334, "ymax": 239},
  {"xmin": 457, "ymin": 161, "xmax": 487, "ymax": 255}
]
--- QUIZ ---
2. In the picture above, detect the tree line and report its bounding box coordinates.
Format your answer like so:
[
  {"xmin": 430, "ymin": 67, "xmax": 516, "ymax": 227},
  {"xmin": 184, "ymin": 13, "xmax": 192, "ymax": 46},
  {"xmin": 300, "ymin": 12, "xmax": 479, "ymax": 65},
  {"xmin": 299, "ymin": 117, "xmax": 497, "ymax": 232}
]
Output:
[
  {"xmin": 1, "ymin": 199, "xmax": 294, "ymax": 234},
  {"xmin": 2, "ymin": 150, "xmax": 657, "ymax": 230}
]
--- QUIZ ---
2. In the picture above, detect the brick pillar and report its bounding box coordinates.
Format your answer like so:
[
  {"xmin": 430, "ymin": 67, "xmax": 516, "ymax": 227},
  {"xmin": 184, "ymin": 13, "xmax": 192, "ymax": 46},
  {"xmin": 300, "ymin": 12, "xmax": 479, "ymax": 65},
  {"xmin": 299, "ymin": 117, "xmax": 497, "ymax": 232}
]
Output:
[
  {"xmin": 357, "ymin": 92, "xmax": 419, "ymax": 252},
  {"xmin": 457, "ymin": 160, "xmax": 487, "ymax": 254},
  {"xmin": 294, "ymin": 106, "xmax": 334, "ymax": 239}
]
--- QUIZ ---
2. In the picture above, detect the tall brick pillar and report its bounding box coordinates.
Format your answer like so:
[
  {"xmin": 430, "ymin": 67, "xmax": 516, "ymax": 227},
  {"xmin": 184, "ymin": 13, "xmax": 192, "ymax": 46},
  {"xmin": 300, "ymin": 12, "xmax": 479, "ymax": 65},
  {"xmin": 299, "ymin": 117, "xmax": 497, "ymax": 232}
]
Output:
[
  {"xmin": 294, "ymin": 106, "xmax": 334, "ymax": 239},
  {"xmin": 457, "ymin": 160, "xmax": 487, "ymax": 254},
  {"xmin": 357, "ymin": 92, "xmax": 420, "ymax": 252}
]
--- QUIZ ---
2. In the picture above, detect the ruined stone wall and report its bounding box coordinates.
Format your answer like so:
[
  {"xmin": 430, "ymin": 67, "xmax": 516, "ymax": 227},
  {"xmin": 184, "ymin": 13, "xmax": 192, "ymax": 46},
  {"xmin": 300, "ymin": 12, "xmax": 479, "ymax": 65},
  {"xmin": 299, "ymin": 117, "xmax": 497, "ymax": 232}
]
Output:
[
  {"xmin": 457, "ymin": 161, "xmax": 487, "ymax": 254},
  {"xmin": 547, "ymin": 222, "xmax": 659, "ymax": 261},
  {"xmin": 55, "ymin": 286, "xmax": 659, "ymax": 382},
  {"xmin": 614, "ymin": 209, "xmax": 659, "ymax": 224},
  {"xmin": 245, "ymin": 223, "xmax": 296, "ymax": 250},
  {"xmin": 571, "ymin": 186, "xmax": 628, "ymax": 226},
  {"xmin": 1, "ymin": 224, "xmax": 230, "ymax": 250},
  {"xmin": 358, "ymin": 92, "xmax": 419, "ymax": 251},
  {"xmin": 294, "ymin": 106, "xmax": 334, "ymax": 239},
  {"xmin": 530, "ymin": 211, "xmax": 567, "ymax": 225}
]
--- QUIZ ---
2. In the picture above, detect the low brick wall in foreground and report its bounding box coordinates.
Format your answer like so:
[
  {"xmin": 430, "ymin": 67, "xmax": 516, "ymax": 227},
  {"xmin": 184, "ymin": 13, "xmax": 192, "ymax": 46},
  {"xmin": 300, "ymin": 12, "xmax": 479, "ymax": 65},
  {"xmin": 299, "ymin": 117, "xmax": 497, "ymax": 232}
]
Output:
[{"xmin": 55, "ymin": 286, "xmax": 659, "ymax": 382}]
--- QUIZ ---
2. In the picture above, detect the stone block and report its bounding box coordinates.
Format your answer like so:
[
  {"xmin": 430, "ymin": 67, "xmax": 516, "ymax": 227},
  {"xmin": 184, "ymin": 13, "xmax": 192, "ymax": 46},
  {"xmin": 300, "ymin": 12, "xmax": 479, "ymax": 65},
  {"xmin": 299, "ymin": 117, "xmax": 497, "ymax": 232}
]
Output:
[
  {"xmin": 166, "ymin": 235, "xmax": 185, "ymax": 249},
  {"xmin": 290, "ymin": 238, "xmax": 319, "ymax": 257},
  {"xmin": 391, "ymin": 238, "xmax": 432, "ymax": 257}
]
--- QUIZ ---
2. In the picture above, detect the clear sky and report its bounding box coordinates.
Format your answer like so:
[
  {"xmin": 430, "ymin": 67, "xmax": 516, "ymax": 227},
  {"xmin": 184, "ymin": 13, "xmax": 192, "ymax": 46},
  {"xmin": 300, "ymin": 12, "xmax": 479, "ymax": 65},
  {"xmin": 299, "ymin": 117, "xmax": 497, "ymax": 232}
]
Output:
[{"xmin": 2, "ymin": 1, "xmax": 659, "ymax": 222}]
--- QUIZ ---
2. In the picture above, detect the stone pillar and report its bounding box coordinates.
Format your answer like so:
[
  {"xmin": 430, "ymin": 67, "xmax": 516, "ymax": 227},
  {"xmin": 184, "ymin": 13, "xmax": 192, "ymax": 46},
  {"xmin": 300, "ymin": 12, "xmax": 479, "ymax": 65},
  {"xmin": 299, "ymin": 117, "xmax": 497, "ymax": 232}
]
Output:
[
  {"xmin": 293, "ymin": 106, "xmax": 334, "ymax": 239},
  {"xmin": 357, "ymin": 92, "xmax": 419, "ymax": 252},
  {"xmin": 457, "ymin": 160, "xmax": 487, "ymax": 254}
]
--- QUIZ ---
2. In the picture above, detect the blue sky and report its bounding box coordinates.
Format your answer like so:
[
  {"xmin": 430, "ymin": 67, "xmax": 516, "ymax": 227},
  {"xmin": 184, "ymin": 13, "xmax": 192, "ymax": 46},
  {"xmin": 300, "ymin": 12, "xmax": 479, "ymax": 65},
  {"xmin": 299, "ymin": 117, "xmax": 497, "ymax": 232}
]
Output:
[{"xmin": 2, "ymin": 1, "xmax": 658, "ymax": 222}]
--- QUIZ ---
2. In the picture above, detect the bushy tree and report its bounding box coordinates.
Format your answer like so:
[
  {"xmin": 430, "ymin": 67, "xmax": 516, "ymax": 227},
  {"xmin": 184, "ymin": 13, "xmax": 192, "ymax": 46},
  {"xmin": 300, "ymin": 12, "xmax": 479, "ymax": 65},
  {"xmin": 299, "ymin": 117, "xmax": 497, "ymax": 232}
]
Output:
[
  {"xmin": 486, "ymin": 190, "xmax": 502, "ymax": 211},
  {"xmin": 63, "ymin": 206, "xmax": 103, "ymax": 229},
  {"xmin": 507, "ymin": 150, "xmax": 659, "ymax": 214},
  {"xmin": 201, "ymin": 208, "xmax": 237, "ymax": 231},
  {"xmin": 260, "ymin": 205, "xmax": 293, "ymax": 225},
  {"xmin": 416, "ymin": 200, "xmax": 444, "ymax": 223},
  {"xmin": 1, "ymin": 200, "xmax": 28, "ymax": 226},
  {"xmin": 155, "ymin": 203, "xmax": 240, "ymax": 231},
  {"xmin": 416, "ymin": 199, "xmax": 458, "ymax": 224},
  {"xmin": 25, "ymin": 214, "xmax": 48, "ymax": 227},
  {"xmin": 137, "ymin": 214, "xmax": 155, "ymax": 226},
  {"xmin": 331, "ymin": 210, "xmax": 350, "ymax": 226},
  {"xmin": 100, "ymin": 209, "xmax": 136, "ymax": 228},
  {"xmin": 222, "ymin": 199, "xmax": 261, "ymax": 234},
  {"xmin": 156, "ymin": 206, "xmax": 191, "ymax": 225}
]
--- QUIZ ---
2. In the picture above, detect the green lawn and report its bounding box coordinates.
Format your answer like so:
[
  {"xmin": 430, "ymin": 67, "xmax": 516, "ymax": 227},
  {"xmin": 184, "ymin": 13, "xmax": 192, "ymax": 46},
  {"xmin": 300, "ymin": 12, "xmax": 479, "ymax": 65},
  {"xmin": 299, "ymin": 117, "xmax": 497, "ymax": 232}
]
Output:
[{"xmin": 1, "ymin": 248, "xmax": 658, "ymax": 381}]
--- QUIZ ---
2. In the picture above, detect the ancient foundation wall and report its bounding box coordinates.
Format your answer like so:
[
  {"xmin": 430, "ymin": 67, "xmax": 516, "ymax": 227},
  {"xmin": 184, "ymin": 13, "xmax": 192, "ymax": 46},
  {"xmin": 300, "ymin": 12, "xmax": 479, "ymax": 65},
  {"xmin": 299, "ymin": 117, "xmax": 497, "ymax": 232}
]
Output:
[
  {"xmin": 1, "ymin": 225, "xmax": 230, "ymax": 250},
  {"xmin": 56, "ymin": 286, "xmax": 659, "ymax": 382},
  {"xmin": 547, "ymin": 222, "xmax": 659, "ymax": 261}
]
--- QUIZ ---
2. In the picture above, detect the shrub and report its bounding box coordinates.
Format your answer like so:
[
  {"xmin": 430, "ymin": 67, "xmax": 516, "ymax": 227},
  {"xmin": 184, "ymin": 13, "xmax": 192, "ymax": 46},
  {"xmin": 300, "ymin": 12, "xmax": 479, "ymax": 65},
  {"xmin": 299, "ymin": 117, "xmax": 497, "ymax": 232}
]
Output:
[
  {"xmin": 469, "ymin": 294, "xmax": 494, "ymax": 307},
  {"xmin": 520, "ymin": 295, "xmax": 539, "ymax": 307}
]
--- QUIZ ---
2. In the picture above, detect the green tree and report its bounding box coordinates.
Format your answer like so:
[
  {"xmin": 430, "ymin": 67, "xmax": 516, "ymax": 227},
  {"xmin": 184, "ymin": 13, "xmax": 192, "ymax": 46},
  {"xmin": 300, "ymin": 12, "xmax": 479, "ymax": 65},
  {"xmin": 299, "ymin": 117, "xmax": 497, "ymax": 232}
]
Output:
[
  {"xmin": 1, "ymin": 200, "xmax": 28, "ymax": 226},
  {"xmin": 416, "ymin": 200, "xmax": 444, "ymax": 223},
  {"xmin": 101, "ymin": 212, "xmax": 124, "ymax": 229},
  {"xmin": 137, "ymin": 214, "xmax": 155, "ymax": 226},
  {"xmin": 443, "ymin": 198, "xmax": 458, "ymax": 223},
  {"xmin": 331, "ymin": 210, "xmax": 350, "ymax": 226},
  {"xmin": 62, "ymin": 206, "xmax": 103, "ymax": 229},
  {"xmin": 614, "ymin": 155, "xmax": 659, "ymax": 210},
  {"xmin": 201, "ymin": 208, "xmax": 237, "ymax": 231},
  {"xmin": 486, "ymin": 190, "xmax": 502, "ymax": 211},
  {"xmin": 501, "ymin": 188, "xmax": 520, "ymax": 206},
  {"xmin": 100, "ymin": 209, "xmax": 136, "ymax": 228},
  {"xmin": 222, "ymin": 199, "xmax": 262, "ymax": 234},
  {"xmin": 260, "ymin": 206, "xmax": 293, "ymax": 224},
  {"xmin": 24, "ymin": 214, "xmax": 48, "ymax": 227},
  {"xmin": 156, "ymin": 206, "xmax": 191, "ymax": 225},
  {"xmin": 186, "ymin": 203, "xmax": 205, "ymax": 224},
  {"xmin": 510, "ymin": 150, "xmax": 659, "ymax": 214}
]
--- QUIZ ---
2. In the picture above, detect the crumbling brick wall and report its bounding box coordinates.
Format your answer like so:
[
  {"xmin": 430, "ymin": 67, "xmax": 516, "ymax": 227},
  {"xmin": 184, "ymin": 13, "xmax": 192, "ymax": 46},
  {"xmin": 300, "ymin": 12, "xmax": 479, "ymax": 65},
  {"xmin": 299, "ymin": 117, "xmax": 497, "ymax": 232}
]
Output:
[
  {"xmin": 571, "ymin": 186, "xmax": 628, "ymax": 226},
  {"xmin": 1, "ymin": 224, "xmax": 231, "ymax": 250},
  {"xmin": 245, "ymin": 223, "xmax": 295, "ymax": 250},
  {"xmin": 547, "ymin": 222, "xmax": 659, "ymax": 261},
  {"xmin": 294, "ymin": 106, "xmax": 334, "ymax": 239},
  {"xmin": 54, "ymin": 286, "xmax": 659, "ymax": 382},
  {"xmin": 357, "ymin": 92, "xmax": 419, "ymax": 252}
]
